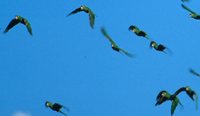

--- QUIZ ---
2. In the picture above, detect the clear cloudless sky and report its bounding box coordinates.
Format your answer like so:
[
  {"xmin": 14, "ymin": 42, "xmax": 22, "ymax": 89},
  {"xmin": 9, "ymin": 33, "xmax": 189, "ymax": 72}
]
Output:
[{"xmin": 0, "ymin": 0, "xmax": 200, "ymax": 116}]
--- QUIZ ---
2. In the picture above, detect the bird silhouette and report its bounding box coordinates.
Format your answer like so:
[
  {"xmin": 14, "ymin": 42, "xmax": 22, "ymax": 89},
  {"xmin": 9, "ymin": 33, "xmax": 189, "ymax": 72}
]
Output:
[
  {"xmin": 181, "ymin": 4, "xmax": 200, "ymax": 20},
  {"xmin": 101, "ymin": 27, "xmax": 133, "ymax": 57},
  {"xmin": 174, "ymin": 86, "xmax": 198, "ymax": 110},
  {"xmin": 68, "ymin": 5, "xmax": 95, "ymax": 29},
  {"xmin": 128, "ymin": 25, "xmax": 151, "ymax": 40},
  {"xmin": 155, "ymin": 90, "xmax": 182, "ymax": 116},
  {"xmin": 4, "ymin": 15, "xmax": 32, "ymax": 35},
  {"xmin": 45, "ymin": 101, "xmax": 69, "ymax": 116},
  {"xmin": 150, "ymin": 41, "xmax": 172, "ymax": 54}
]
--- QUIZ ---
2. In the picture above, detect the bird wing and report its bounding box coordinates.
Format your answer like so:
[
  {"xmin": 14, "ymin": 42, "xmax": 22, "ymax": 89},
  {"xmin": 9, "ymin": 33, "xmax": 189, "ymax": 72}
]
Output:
[
  {"xmin": 181, "ymin": 4, "xmax": 196, "ymax": 14},
  {"xmin": 194, "ymin": 93, "xmax": 198, "ymax": 110},
  {"xmin": 193, "ymin": 93, "xmax": 198, "ymax": 110},
  {"xmin": 59, "ymin": 111, "xmax": 68, "ymax": 116},
  {"xmin": 4, "ymin": 18, "xmax": 20, "ymax": 33},
  {"xmin": 181, "ymin": 0, "xmax": 189, "ymax": 2},
  {"xmin": 171, "ymin": 97, "xmax": 180, "ymax": 116},
  {"xmin": 62, "ymin": 105, "xmax": 70, "ymax": 112},
  {"xmin": 119, "ymin": 48, "xmax": 134, "ymax": 57},
  {"xmin": 101, "ymin": 27, "xmax": 117, "ymax": 46},
  {"xmin": 53, "ymin": 103, "xmax": 63, "ymax": 111},
  {"xmin": 173, "ymin": 87, "xmax": 186, "ymax": 96},
  {"xmin": 24, "ymin": 20, "xmax": 32, "ymax": 35},
  {"xmin": 88, "ymin": 10, "xmax": 95, "ymax": 29},
  {"xmin": 189, "ymin": 68, "xmax": 200, "ymax": 77},
  {"xmin": 68, "ymin": 7, "xmax": 83, "ymax": 16},
  {"xmin": 186, "ymin": 89, "xmax": 198, "ymax": 109},
  {"xmin": 101, "ymin": 27, "xmax": 133, "ymax": 57}
]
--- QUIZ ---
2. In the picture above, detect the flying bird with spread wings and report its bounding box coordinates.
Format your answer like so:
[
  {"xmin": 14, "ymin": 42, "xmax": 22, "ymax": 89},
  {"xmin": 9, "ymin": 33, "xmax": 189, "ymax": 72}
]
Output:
[
  {"xmin": 45, "ymin": 101, "xmax": 69, "ymax": 116},
  {"xmin": 68, "ymin": 5, "xmax": 95, "ymax": 29},
  {"xmin": 174, "ymin": 86, "xmax": 198, "ymax": 110},
  {"xmin": 181, "ymin": 4, "xmax": 200, "ymax": 20},
  {"xmin": 156, "ymin": 86, "xmax": 198, "ymax": 116},
  {"xmin": 101, "ymin": 27, "xmax": 134, "ymax": 57},
  {"xmin": 4, "ymin": 15, "xmax": 32, "ymax": 35},
  {"xmin": 155, "ymin": 90, "xmax": 182, "ymax": 116}
]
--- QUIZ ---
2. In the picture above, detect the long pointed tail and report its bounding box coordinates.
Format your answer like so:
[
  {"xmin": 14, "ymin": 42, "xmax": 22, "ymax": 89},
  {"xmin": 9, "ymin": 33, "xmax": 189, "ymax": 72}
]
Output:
[
  {"xmin": 144, "ymin": 35, "xmax": 152, "ymax": 41},
  {"xmin": 60, "ymin": 111, "xmax": 67, "ymax": 116}
]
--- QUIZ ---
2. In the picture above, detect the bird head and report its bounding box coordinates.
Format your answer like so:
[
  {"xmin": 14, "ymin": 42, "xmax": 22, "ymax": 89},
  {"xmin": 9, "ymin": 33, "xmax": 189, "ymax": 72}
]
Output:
[
  {"xmin": 189, "ymin": 13, "xmax": 195, "ymax": 18},
  {"xmin": 128, "ymin": 25, "xmax": 136, "ymax": 31},
  {"xmin": 185, "ymin": 86, "xmax": 191, "ymax": 92},
  {"xmin": 15, "ymin": 15, "xmax": 19, "ymax": 19},
  {"xmin": 45, "ymin": 101, "xmax": 51, "ymax": 107},
  {"xmin": 161, "ymin": 92, "xmax": 167, "ymax": 97},
  {"xmin": 80, "ymin": 5, "xmax": 85, "ymax": 10},
  {"xmin": 150, "ymin": 41, "xmax": 156, "ymax": 48}
]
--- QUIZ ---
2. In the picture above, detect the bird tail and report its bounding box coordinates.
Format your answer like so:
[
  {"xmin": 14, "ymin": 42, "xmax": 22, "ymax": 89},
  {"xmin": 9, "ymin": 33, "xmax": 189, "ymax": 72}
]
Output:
[
  {"xmin": 60, "ymin": 111, "xmax": 67, "ymax": 116},
  {"xmin": 144, "ymin": 35, "xmax": 151, "ymax": 41},
  {"xmin": 62, "ymin": 106, "xmax": 70, "ymax": 112},
  {"xmin": 165, "ymin": 47, "xmax": 173, "ymax": 56}
]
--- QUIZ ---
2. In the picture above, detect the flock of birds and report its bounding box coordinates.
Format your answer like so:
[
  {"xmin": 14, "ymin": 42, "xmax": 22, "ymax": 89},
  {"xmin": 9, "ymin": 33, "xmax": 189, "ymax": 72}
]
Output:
[{"xmin": 2, "ymin": 0, "xmax": 200, "ymax": 116}]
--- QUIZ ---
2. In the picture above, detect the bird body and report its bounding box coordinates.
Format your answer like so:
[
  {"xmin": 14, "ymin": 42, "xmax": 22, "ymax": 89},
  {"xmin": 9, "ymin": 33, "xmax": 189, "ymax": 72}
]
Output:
[
  {"xmin": 45, "ymin": 101, "xmax": 69, "ymax": 116},
  {"xmin": 68, "ymin": 5, "xmax": 95, "ymax": 29},
  {"xmin": 4, "ymin": 15, "xmax": 32, "ymax": 35},
  {"xmin": 150, "ymin": 41, "xmax": 167, "ymax": 52}
]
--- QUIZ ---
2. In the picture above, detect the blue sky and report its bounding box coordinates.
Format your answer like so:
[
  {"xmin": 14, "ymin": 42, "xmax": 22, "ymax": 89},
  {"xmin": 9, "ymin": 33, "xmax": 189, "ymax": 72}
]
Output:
[{"xmin": 1, "ymin": 0, "xmax": 200, "ymax": 116}]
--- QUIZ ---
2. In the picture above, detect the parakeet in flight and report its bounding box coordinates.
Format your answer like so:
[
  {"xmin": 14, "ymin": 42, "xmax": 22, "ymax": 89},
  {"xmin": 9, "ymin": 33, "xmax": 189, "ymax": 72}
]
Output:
[
  {"xmin": 128, "ymin": 25, "xmax": 151, "ymax": 40},
  {"xmin": 68, "ymin": 5, "xmax": 95, "ymax": 29},
  {"xmin": 181, "ymin": 4, "xmax": 200, "ymax": 20},
  {"xmin": 174, "ymin": 86, "xmax": 198, "ymax": 110},
  {"xmin": 101, "ymin": 27, "xmax": 134, "ymax": 57},
  {"xmin": 150, "ymin": 41, "xmax": 172, "ymax": 54},
  {"xmin": 155, "ymin": 90, "xmax": 182, "ymax": 116},
  {"xmin": 45, "ymin": 101, "xmax": 69, "ymax": 116},
  {"xmin": 4, "ymin": 15, "xmax": 32, "ymax": 35}
]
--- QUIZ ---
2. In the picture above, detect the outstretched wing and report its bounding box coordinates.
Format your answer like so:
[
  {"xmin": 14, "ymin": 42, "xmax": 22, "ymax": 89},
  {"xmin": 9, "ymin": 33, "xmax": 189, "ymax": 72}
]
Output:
[
  {"xmin": 101, "ymin": 27, "xmax": 117, "ymax": 46},
  {"xmin": 189, "ymin": 68, "xmax": 200, "ymax": 77},
  {"xmin": 68, "ymin": 7, "xmax": 83, "ymax": 16},
  {"xmin": 171, "ymin": 98, "xmax": 181, "ymax": 116},
  {"xmin": 173, "ymin": 87, "xmax": 186, "ymax": 96},
  {"xmin": 119, "ymin": 48, "xmax": 134, "ymax": 57},
  {"xmin": 88, "ymin": 10, "xmax": 95, "ymax": 29},
  {"xmin": 193, "ymin": 93, "xmax": 198, "ymax": 110},
  {"xmin": 186, "ymin": 89, "xmax": 198, "ymax": 110},
  {"xmin": 181, "ymin": 0, "xmax": 189, "ymax": 2},
  {"xmin": 181, "ymin": 4, "xmax": 196, "ymax": 14},
  {"xmin": 62, "ymin": 105, "xmax": 70, "ymax": 112},
  {"xmin": 25, "ymin": 20, "xmax": 32, "ymax": 36},
  {"xmin": 4, "ymin": 18, "xmax": 20, "ymax": 33}
]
